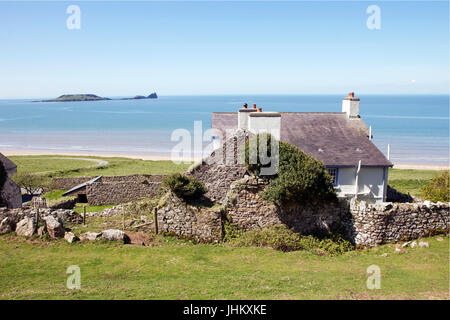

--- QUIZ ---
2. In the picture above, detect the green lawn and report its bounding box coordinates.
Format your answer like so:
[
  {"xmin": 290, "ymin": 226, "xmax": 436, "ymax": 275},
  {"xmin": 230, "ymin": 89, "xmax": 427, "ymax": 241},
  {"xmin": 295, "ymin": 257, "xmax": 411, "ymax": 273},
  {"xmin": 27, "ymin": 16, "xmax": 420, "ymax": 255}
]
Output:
[
  {"xmin": 0, "ymin": 234, "xmax": 447, "ymax": 299},
  {"xmin": 9, "ymin": 155, "xmax": 191, "ymax": 177},
  {"xmin": 388, "ymin": 168, "xmax": 445, "ymax": 198}
]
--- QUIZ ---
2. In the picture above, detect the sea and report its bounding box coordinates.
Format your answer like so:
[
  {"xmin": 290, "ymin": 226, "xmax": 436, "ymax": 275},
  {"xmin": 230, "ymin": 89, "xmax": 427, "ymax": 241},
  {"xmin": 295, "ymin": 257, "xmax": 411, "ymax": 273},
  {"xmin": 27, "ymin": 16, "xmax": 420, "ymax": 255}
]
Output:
[{"xmin": 0, "ymin": 95, "xmax": 448, "ymax": 165}]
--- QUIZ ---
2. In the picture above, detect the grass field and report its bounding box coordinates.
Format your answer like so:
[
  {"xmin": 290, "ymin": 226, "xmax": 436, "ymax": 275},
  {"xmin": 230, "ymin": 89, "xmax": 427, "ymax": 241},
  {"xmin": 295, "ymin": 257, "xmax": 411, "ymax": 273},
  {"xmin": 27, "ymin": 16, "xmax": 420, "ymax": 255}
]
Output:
[
  {"xmin": 388, "ymin": 169, "xmax": 444, "ymax": 198},
  {"xmin": 0, "ymin": 234, "xmax": 447, "ymax": 299},
  {"xmin": 8, "ymin": 155, "xmax": 191, "ymax": 177}
]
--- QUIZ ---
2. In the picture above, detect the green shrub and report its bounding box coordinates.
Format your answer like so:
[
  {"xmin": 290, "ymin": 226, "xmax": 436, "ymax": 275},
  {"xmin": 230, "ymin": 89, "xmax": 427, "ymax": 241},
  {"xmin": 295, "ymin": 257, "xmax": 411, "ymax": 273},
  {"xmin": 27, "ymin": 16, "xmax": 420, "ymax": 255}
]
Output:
[
  {"xmin": 222, "ymin": 221, "xmax": 244, "ymax": 242},
  {"xmin": 421, "ymin": 171, "xmax": 450, "ymax": 202},
  {"xmin": 227, "ymin": 224, "xmax": 354, "ymax": 254},
  {"xmin": 245, "ymin": 134, "xmax": 336, "ymax": 204},
  {"xmin": 161, "ymin": 173, "xmax": 207, "ymax": 201}
]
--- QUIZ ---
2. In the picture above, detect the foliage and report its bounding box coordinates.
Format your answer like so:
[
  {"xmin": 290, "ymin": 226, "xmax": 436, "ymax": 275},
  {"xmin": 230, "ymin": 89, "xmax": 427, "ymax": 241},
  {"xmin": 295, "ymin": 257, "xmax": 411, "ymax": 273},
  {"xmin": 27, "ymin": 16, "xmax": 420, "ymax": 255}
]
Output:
[
  {"xmin": 11, "ymin": 172, "xmax": 50, "ymax": 195},
  {"xmin": 161, "ymin": 173, "xmax": 207, "ymax": 201},
  {"xmin": 227, "ymin": 224, "xmax": 354, "ymax": 254},
  {"xmin": 421, "ymin": 171, "xmax": 450, "ymax": 202},
  {"xmin": 122, "ymin": 199, "xmax": 157, "ymax": 219},
  {"xmin": 245, "ymin": 134, "xmax": 336, "ymax": 204},
  {"xmin": 222, "ymin": 221, "xmax": 244, "ymax": 242}
]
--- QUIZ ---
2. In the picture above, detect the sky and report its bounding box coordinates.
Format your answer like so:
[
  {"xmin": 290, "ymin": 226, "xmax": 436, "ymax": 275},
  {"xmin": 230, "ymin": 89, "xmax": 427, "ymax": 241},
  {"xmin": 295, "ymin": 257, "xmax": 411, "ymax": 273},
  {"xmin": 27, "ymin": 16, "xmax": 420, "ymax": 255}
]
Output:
[{"xmin": 0, "ymin": 1, "xmax": 448, "ymax": 98}]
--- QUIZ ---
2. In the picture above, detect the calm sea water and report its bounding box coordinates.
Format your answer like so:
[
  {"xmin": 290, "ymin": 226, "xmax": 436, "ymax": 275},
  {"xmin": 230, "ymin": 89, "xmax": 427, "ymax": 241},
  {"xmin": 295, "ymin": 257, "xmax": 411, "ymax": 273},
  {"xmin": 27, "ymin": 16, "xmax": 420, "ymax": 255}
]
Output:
[{"xmin": 0, "ymin": 95, "xmax": 448, "ymax": 164}]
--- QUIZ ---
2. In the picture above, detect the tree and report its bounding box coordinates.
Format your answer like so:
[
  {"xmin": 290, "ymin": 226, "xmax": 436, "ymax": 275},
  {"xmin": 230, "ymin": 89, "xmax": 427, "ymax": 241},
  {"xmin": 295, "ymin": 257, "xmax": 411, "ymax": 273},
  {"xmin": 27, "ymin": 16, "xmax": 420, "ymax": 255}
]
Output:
[
  {"xmin": 245, "ymin": 133, "xmax": 336, "ymax": 205},
  {"xmin": 11, "ymin": 173, "xmax": 49, "ymax": 196},
  {"xmin": 421, "ymin": 171, "xmax": 449, "ymax": 202}
]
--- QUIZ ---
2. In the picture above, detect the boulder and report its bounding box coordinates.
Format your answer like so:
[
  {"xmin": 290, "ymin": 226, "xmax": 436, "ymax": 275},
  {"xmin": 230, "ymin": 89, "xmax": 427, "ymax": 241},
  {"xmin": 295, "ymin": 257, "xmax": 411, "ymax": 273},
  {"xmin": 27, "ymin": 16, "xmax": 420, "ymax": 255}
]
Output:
[
  {"xmin": 37, "ymin": 226, "xmax": 46, "ymax": 237},
  {"xmin": 101, "ymin": 229, "xmax": 130, "ymax": 243},
  {"xmin": 410, "ymin": 241, "xmax": 417, "ymax": 248},
  {"xmin": 64, "ymin": 232, "xmax": 79, "ymax": 243},
  {"xmin": 419, "ymin": 241, "xmax": 429, "ymax": 248},
  {"xmin": 79, "ymin": 231, "xmax": 102, "ymax": 241},
  {"xmin": 15, "ymin": 217, "xmax": 36, "ymax": 237},
  {"xmin": 43, "ymin": 216, "xmax": 65, "ymax": 239},
  {"xmin": 0, "ymin": 217, "xmax": 13, "ymax": 235}
]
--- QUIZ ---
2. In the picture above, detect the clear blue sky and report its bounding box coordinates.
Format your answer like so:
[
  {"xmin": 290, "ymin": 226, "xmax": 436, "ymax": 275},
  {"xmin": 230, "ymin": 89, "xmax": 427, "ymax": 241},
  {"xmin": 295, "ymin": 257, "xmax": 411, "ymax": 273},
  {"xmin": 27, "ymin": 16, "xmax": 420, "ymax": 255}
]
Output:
[{"xmin": 0, "ymin": 1, "xmax": 448, "ymax": 98}]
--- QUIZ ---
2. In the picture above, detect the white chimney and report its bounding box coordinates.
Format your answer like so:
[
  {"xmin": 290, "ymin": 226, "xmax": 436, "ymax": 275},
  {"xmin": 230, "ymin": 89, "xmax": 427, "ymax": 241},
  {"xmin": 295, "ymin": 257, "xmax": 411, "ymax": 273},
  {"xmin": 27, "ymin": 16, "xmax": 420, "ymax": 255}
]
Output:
[
  {"xmin": 248, "ymin": 107, "xmax": 281, "ymax": 139},
  {"xmin": 238, "ymin": 103, "xmax": 257, "ymax": 130},
  {"xmin": 342, "ymin": 92, "xmax": 360, "ymax": 118}
]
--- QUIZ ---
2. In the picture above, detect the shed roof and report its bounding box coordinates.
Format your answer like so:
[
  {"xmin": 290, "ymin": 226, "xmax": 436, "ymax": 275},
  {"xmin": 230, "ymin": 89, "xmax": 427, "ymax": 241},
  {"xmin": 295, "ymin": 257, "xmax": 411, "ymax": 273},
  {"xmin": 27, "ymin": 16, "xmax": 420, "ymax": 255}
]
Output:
[
  {"xmin": 63, "ymin": 176, "xmax": 102, "ymax": 196},
  {"xmin": 212, "ymin": 112, "xmax": 392, "ymax": 168},
  {"xmin": 0, "ymin": 153, "xmax": 17, "ymax": 171}
]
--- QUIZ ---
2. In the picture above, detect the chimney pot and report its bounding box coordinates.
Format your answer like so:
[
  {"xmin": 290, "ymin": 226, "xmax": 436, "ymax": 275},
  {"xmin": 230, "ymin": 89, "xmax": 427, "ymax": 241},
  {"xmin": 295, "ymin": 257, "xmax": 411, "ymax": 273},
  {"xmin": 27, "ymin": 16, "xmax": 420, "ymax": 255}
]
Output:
[
  {"xmin": 243, "ymin": 103, "xmax": 248, "ymax": 109},
  {"xmin": 257, "ymin": 108, "xmax": 262, "ymax": 112},
  {"xmin": 348, "ymin": 92, "xmax": 354, "ymax": 98},
  {"xmin": 252, "ymin": 104, "xmax": 257, "ymax": 109}
]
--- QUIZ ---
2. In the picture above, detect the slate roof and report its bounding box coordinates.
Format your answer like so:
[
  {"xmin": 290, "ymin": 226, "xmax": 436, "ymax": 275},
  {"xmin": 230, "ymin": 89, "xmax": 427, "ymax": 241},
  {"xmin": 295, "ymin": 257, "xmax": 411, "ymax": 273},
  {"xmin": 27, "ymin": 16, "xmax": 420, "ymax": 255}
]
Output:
[
  {"xmin": 63, "ymin": 176, "xmax": 102, "ymax": 196},
  {"xmin": 212, "ymin": 112, "xmax": 393, "ymax": 168},
  {"xmin": 0, "ymin": 153, "xmax": 17, "ymax": 171}
]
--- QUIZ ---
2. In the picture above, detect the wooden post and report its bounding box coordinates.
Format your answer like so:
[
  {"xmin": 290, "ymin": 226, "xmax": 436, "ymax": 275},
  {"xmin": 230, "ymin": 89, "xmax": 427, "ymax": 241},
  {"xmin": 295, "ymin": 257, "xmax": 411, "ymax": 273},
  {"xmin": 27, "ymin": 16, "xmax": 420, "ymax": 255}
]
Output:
[
  {"xmin": 35, "ymin": 206, "xmax": 39, "ymax": 233},
  {"xmin": 83, "ymin": 206, "xmax": 86, "ymax": 226},
  {"xmin": 387, "ymin": 144, "xmax": 391, "ymax": 160},
  {"xmin": 153, "ymin": 208, "xmax": 158, "ymax": 234}
]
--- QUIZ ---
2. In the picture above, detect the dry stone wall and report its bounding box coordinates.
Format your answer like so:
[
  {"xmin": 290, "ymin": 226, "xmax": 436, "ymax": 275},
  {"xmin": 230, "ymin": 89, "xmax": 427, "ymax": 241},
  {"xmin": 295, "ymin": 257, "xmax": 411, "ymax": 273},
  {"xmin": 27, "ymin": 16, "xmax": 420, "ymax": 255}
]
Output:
[
  {"xmin": 156, "ymin": 192, "xmax": 223, "ymax": 243},
  {"xmin": 86, "ymin": 181, "xmax": 161, "ymax": 206},
  {"xmin": 348, "ymin": 200, "xmax": 449, "ymax": 246},
  {"xmin": 223, "ymin": 176, "xmax": 346, "ymax": 236},
  {"xmin": 0, "ymin": 178, "xmax": 22, "ymax": 209},
  {"xmin": 50, "ymin": 175, "xmax": 165, "ymax": 191}
]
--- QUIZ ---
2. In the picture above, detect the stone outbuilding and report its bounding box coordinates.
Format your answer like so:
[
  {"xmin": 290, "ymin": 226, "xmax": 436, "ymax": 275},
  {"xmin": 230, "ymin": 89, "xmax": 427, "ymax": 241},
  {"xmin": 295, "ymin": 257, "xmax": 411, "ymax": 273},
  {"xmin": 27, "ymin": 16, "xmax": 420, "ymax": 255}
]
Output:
[{"xmin": 0, "ymin": 153, "xmax": 22, "ymax": 209}]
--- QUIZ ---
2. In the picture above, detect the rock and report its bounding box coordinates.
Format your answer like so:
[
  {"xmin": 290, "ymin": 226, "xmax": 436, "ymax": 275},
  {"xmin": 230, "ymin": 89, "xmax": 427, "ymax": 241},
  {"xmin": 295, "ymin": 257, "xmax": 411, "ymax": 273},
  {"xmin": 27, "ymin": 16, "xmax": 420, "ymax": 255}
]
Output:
[
  {"xmin": 37, "ymin": 226, "xmax": 46, "ymax": 237},
  {"xmin": 418, "ymin": 241, "xmax": 429, "ymax": 248},
  {"xmin": 64, "ymin": 232, "xmax": 79, "ymax": 243},
  {"xmin": 410, "ymin": 241, "xmax": 417, "ymax": 248},
  {"xmin": 401, "ymin": 241, "xmax": 410, "ymax": 248},
  {"xmin": 381, "ymin": 253, "xmax": 388, "ymax": 257},
  {"xmin": 423, "ymin": 200, "xmax": 431, "ymax": 208},
  {"xmin": 101, "ymin": 229, "xmax": 130, "ymax": 243},
  {"xmin": 15, "ymin": 217, "xmax": 36, "ymax": 237},
  {"xmin": 43, "ymin": 216, "xmax": 65, "ymax": 239},
  {"xmin": 436, "ymin": 237, "xmax": 444, "ymax": 242},
  {"xmin": 394, "ymin": 248, "xmax": 401, "ymax": 253},
  {"xmin": 80, "ymin": 231, "xmax": 102, "ymax": 241},
  {"xmin": 0, "ymin": 217, "xmax": 13, "ymax": 235}
]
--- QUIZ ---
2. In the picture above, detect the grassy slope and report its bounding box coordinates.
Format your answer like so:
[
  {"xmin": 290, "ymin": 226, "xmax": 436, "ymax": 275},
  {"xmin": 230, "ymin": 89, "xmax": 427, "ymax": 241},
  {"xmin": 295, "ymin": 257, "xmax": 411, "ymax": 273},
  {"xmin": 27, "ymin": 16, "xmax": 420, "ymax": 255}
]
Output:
[
  {"xmin": 9, "ymin": 155, "xmax": 191, "ymax": 177},
  {"xmin": 388, "ymin": 169, "xmax": 444, "ymax": 198},
  {"xmin": 0, "ymin": 234, "xmax": 447, "ymax": 300}
]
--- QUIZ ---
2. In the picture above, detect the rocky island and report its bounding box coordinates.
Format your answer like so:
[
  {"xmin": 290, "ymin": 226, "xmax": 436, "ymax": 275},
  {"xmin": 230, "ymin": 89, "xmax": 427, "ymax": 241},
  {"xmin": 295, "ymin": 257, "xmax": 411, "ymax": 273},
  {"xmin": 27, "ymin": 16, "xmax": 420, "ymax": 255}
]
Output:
[
  {"xmin": 36, "ymin": 92, "xmax": 158, "ymax": 102},
  {"xmin": 40, "ymin": 94, "xmax": 110, "ymax": 102}
]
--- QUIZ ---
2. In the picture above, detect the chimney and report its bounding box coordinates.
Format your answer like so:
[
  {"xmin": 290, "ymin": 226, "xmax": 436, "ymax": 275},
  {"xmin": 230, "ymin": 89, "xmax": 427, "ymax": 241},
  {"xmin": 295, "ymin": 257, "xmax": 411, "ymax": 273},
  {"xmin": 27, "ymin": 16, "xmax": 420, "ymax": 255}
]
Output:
[
  {"xmin": 248, "ymin": 110, "xmax": 281, "ymax": 139},
  {"xmin": 238, "ymin": 103, "xmax": 257, "ymax": 129},
  {"xmin": 342, "ymin": 92, "xmax": 360, "ymax": 118},
  {"xmin": 252, "ymin": 104, "xmax": 257, "ymax": 109}
]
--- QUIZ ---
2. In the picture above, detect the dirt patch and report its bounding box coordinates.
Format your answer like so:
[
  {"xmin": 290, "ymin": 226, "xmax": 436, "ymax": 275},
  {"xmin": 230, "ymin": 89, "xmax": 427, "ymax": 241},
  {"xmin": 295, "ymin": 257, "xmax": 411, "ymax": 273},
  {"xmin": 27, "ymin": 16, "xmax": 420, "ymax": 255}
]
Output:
[{"xmin": 125, "ymin": 231, "xmax": 158, "ymax": 246}]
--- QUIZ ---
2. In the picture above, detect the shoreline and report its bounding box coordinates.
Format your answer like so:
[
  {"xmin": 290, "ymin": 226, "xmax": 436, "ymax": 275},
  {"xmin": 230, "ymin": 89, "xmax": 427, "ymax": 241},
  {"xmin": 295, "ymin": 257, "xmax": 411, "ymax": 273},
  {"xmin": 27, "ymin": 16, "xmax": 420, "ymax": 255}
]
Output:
[{"xmin": 1, "ymin": 149, "xmax": 448, "ymax": 170}]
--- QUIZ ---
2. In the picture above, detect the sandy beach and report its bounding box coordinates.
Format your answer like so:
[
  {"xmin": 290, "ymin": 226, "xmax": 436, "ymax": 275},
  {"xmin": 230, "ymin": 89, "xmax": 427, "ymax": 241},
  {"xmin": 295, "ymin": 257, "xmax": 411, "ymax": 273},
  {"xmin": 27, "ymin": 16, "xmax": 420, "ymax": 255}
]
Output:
[{"xmin": 2, "ymin": 149, "xmax": 448, "ymax": 170}]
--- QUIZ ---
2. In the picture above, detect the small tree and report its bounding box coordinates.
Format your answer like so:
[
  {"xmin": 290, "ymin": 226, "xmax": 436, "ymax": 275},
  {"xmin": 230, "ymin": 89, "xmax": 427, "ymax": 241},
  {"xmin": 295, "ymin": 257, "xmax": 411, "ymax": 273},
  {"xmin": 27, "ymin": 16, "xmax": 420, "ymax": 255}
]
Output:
[
  {"xmin": 161, "ymin": 173, "xmax": 207, "ymax": 201},
  {"xmin": 421, "ymin": 171, "xmax": 449, "ymax": 202},
  {"xmin": 245, "ymin": 133, "xmax": 336, "ymax": 205},
  {"xmin": 11, "ymin": 173, "xmax": 49, "ymax": 196}
]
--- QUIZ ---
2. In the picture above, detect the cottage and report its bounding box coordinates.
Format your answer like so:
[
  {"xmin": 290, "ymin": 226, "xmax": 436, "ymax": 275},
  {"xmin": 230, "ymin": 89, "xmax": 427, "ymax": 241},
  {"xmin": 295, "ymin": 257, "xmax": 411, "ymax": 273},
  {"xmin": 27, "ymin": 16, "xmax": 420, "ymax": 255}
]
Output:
[
  {"xmin": 211, "ymin": 93, "xmax": 393, "ymax": 203},
  {"xmin": 0, "ymin": 153, "xmax": 22, "ymax": 208}
]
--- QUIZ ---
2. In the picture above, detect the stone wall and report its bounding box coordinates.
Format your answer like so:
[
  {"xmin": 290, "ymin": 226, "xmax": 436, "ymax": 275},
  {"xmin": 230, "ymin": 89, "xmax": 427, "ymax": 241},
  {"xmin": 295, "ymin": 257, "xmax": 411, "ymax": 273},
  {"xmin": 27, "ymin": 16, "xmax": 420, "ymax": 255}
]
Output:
[
  {"xmin": 0, "ymin": 178, "xmax": 22, "ymax": 209},
  {"xmin": 50, "ymin": 175, "xmax": 165, "ymax": 191},
  {"xmin": 86, "ymin": 181, "xmax": 161, "ymax": 206},
  {"xmin": 348, "ymin": 200, "xmax": 449, "ymax": 246},
  {"xmin": 223, "ymin": 175, "xmax": 346, "ymax": 235},
  {"xmin": 155, "ymin": 192, "xmax": 223, "ymax": 243}
]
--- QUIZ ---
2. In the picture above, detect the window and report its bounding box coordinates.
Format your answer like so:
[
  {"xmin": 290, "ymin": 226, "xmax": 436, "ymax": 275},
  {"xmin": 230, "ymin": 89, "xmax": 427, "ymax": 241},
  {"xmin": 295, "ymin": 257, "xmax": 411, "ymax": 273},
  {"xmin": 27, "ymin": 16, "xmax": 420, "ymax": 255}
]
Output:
[{"xmin": 327, "ymin": 168, "xmax": 338, "ymax": 186}]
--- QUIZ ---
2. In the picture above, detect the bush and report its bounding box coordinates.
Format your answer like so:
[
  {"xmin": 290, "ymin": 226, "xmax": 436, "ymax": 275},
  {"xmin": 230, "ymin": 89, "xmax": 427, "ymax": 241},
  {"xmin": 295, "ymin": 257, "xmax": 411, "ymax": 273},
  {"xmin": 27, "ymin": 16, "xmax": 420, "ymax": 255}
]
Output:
[
  {"xmin": 245, "ymin": 134, "xmax": 336, "ymax": 204},
  {"xmin": 161, "ymin": 173, "xmax": 207, "ymax": 201},
  {"xmin": 11, "ymin": 172, "xmax": 50, "ymax": 195},
  {"xmin": 227, "ymin": 224, "xmax": 354, "ymax": 254},
  {"xmin": 421, "ymin": 171, "xmax": 450, "ymax": 202}
]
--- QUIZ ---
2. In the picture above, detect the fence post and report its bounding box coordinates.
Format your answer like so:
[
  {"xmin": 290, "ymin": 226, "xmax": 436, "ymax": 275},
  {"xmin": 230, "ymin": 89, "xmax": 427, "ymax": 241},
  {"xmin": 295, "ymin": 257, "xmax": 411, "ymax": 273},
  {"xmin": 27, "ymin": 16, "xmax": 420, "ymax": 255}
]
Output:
[
  {"xmin": 83, "ymin": 206, "xmax": 86, "ymax": 226},
  {"xmin": 153, "ymin": 207, "xmax": 158, "ymax": 234}
]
